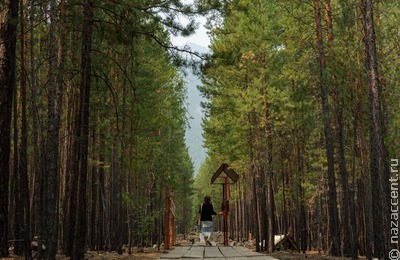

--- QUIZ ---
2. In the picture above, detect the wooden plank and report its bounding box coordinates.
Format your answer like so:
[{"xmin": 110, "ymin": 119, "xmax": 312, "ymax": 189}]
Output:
[
  {"xmin": 159, "ymin": 246, "xmax": 191, "ymax": 259},
  {"xmin": 211, "ymin": 164, "xmax": 226, "ymax": 184},
  {"xmin": 241, "ymin": 257, "xmax": 278, "ymax": 260},
  {"xmin": 228, "ymin": 257, "xmax": 277, "ymax": 260},
  {"xmin": 158, "ymin": 246, "xmax": 278, "ymax": 260},
  {"xmin": 218, "ymin": 246, "xmax": 243, "ymax": 257},
  {"xmin": 183, "ymin": 246, "xmax": 204, "ymax": 258},
  {"xmin": 210, "ymin": 164, "xmax": 239, "ymax": 184},
  {"xmin": 231, "ymin": 246, "xmax": 261, "ymax": 257},
  {"xmin": 204, "ymin": 246, "xmax": 224, "ymax": 258}
]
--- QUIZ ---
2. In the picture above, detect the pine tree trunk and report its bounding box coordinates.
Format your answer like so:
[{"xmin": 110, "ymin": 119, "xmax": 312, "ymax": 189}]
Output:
[
  {"xmin": 65, "ymin": 36, "xmax": 80, "ymax": 255},
  {"xmin": 248, "ymin": 113, "xmax": 260, "ymax": 252},
  {"xmin": 361, "ymin": 0, "xmax": 389, "ymax": 257},
  {"xmin": 0, "ymin": 0, "xmax": 18, "ymax": 257},
  {"xmin": 43, "ymin": 0, "xmax": 61, "ymax": 259},
  {"xmin": 28, "ymin": 0, "xmax": 44, "ymax": 238},
  {"xmin": 71, "ymin": 0, "xmax": 94, "ymax": 258},
  {"xmin": 335, "ymin": 108, "xmax": 355, "ymax": 257},
  {"xmin": 17, "ymin": 0, "xmax": 31, "ymax": 257},
  {"xmin": 90, "ymin": 128, "xmax": 97, "ymax": 250},
  {"xmin": 298, "ymin": 147, "xmax": 307, "ymax": 254},
  {"xmin": 312, "ymin": 0, "xmax": 340, "ymax": 255},
  {"xmin": 354, "ymin": 9, "xmax": 373, "ymax": 256},
  {"xmin": 110, "ymin": 142, "xmax": 119, "ymax": 251},
  {"xmin": 13, "ymin": 51, "xmax": 20, "ymax": 254},
  {"xmin": 98, "ymin": 152, "xmax": 105, "ymax": 250},
  {"xmin": 323, "ymin": 0, "xmax": 356, "ymax": 256},
  {"xmin": 261, "ymin": 55, "xmax": 275, "ymax": 252},
  {"xmin": 266, "ymin": 119, "xmax": 275, "ymax": 253}
]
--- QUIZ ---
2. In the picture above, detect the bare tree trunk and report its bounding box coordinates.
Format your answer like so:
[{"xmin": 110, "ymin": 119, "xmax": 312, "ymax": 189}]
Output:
[
  {"xmin": 312, "ymin": 0, "xmax": 340, "ymax": 255},
  {"xmin": 28, "ymin": 0, "xmax": 44, "ymax": 239},
  {"xmin": 44, "ymin": 0, "xmax": 64, "ymax": 257},
  {"xmin": 110, "ymin": 141, "xmax": 119, "ymax": 251},
  {"xmin": 17, "ymin": 0, "xmax": 31, "ymax": 257},
  {"xmin": 335, "ymin": 107, "xmax": 355, "ymax": 257},
  {"xmin": 361, "ymin": 0, "xmax": 389, "ymax": 257},
  {"xmin": 65, "ymin": 33, "xmax": 80, "ymax": 256},
  {"xmin": 354, "ymin": 7, "xmax": 373, "ymax": 257},
  {"xmin": 323, "ymin": 0, "xmax": 356, "ymax": 256},
  {"xmin": 248, "ymin": 113, "xmax": 260, "ymax": 252},
  {"xmin": 298, "ymin": 146, "xmax": 307, "ymax": 254},
  {"xmin": 98, "ymin": 152, "xmax": 105, "ymax": 251},
  {"xmin": 0, "ymin": 0, "xmax": 19, "ymax": 257},
  {"xmin": 66, "ymin": 97, "xmax": 79, "ymax": 256},
  {"xmin": 266, "ymin": 121, "xmax": 275, "ymax": 253},
  {"xmin": 90, "ymin": 127, "xmax": 97, "ymax": 250},
  {"xmin": 12, "ymin": 45, "xmax": 20, "ymax": 253},
  {"xmin": 71, "ymin": 1, "xmax": 94, "ymax": 258}
]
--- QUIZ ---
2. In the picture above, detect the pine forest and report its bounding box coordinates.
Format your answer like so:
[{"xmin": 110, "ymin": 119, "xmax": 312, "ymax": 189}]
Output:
[{"xmin": 0, "ymin": 0, "xmax": 399, "ymax": 260}]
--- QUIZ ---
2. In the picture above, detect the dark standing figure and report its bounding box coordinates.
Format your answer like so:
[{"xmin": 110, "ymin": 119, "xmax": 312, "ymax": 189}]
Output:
[{"xmin": 199, "ymin": 196, "xmax": 221, "ymax": 246}]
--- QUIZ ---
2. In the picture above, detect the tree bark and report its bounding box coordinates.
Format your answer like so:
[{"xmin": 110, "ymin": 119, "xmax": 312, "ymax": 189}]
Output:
[
  {"xmin": 0, "ymin": 0, "xmax": 19, "ymax": 257},
  {"xmin": 16, "ymin": 0, "xmax": 31, "ymax": 257},
  {"xmin": 248, "ymin": 113, "xmax": 260, "ymax": 252},
  {"xmin": 12, "ymin": 38, "xmax": 20, "ymax": 254},
  {"xmin": 98, "ymin": 152, "xmax": 105, "ymax": 250},
  {"xmin": 71, "ymin": 0, "xmax": 94, "ymax": 258},
  {"xmin": 28, "ymin": 0, "xmax": 44, "ymax": 239},
  {"xmin": 90, "ymin": 128, "xmax": 97, "ymax": 250},
  {"xmin": 44, "ymin": 0, "xmax": 64, "ymax": 257},
  {"xmin": 312, "ymin": 0, "xmax": 340, "ymax": 256},
  {"xmin": 335, "ymin": 106, "xmax": 355, "ymax": 257},
  {"xmin": 361, "ymin": 0, "xmax": 389, "ymax": 257},
  {"xmin": 323, "ymin": 0, "xmax": 356, "ymax": 256}
]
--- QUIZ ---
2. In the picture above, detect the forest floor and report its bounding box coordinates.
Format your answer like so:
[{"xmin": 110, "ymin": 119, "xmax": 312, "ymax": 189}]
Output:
[
  {"xmin": 82, "ymin": 250, "xmax": 161, "ymax": 260},
  {"xmin": 7, "ymin": 249, "xmax": 162, "ymax": 260},
  {"xmin": 268, "ymin": 251, "xmax": 361, "ymax": 260}
]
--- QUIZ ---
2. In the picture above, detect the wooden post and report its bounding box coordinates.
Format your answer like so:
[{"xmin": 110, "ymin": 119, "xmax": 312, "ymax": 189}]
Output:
[
  {"xmin": 210, "ymin": 164, "xmax": 238, "ymax": 246},
  {"xmin": 223, "ymin": 176, "xmax": 229, "ymax": 246},
  {"xmin": 164, "ymin": 189, "xmax": 175, "ymax": 249},
  {"xmin": 170, "ymin": 192, "xmax": 175, "ymax": 247},
  {"xmin": 164, "ymin": 189, "xmax": 171, "ymax": 249}
]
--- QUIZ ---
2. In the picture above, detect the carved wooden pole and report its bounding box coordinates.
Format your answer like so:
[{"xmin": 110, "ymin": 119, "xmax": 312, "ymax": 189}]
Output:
[{"xmin": 164, "ymin": 189, "xmax": 171, "ymax": 249}]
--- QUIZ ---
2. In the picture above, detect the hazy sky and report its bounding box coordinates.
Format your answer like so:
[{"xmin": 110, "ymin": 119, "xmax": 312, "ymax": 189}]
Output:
[
  {"xmin": 170, "ymin": 4, "xmax": 211, "ymax": 174},
  {"xmin": 170, "ymin": 11, "xmax": 210, "ymax": 49}
]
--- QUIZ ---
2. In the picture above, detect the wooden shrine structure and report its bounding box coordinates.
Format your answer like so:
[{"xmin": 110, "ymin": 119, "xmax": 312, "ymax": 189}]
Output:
[
  {"xmin": 164, "ymin": 189, "xmax": 176, "ymax": 249},
  {"xmin": 211, "ymin": 163, "xmax": 239, "ymax": 246}
]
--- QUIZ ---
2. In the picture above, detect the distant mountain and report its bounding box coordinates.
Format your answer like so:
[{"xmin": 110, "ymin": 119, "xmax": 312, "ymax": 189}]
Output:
[{"xmin": 182, "ymin": 43, "xmax": 209, "ymax": 175}]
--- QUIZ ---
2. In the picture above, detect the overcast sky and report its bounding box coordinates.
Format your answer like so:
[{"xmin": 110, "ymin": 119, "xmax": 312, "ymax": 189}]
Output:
[
  {"xmin": 170, "ymin": 2, "xmax": 211, "ymax": 174},
  {"xmin": 170, "ymin": 10, "xmax": 210, "ymax": 49}
]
